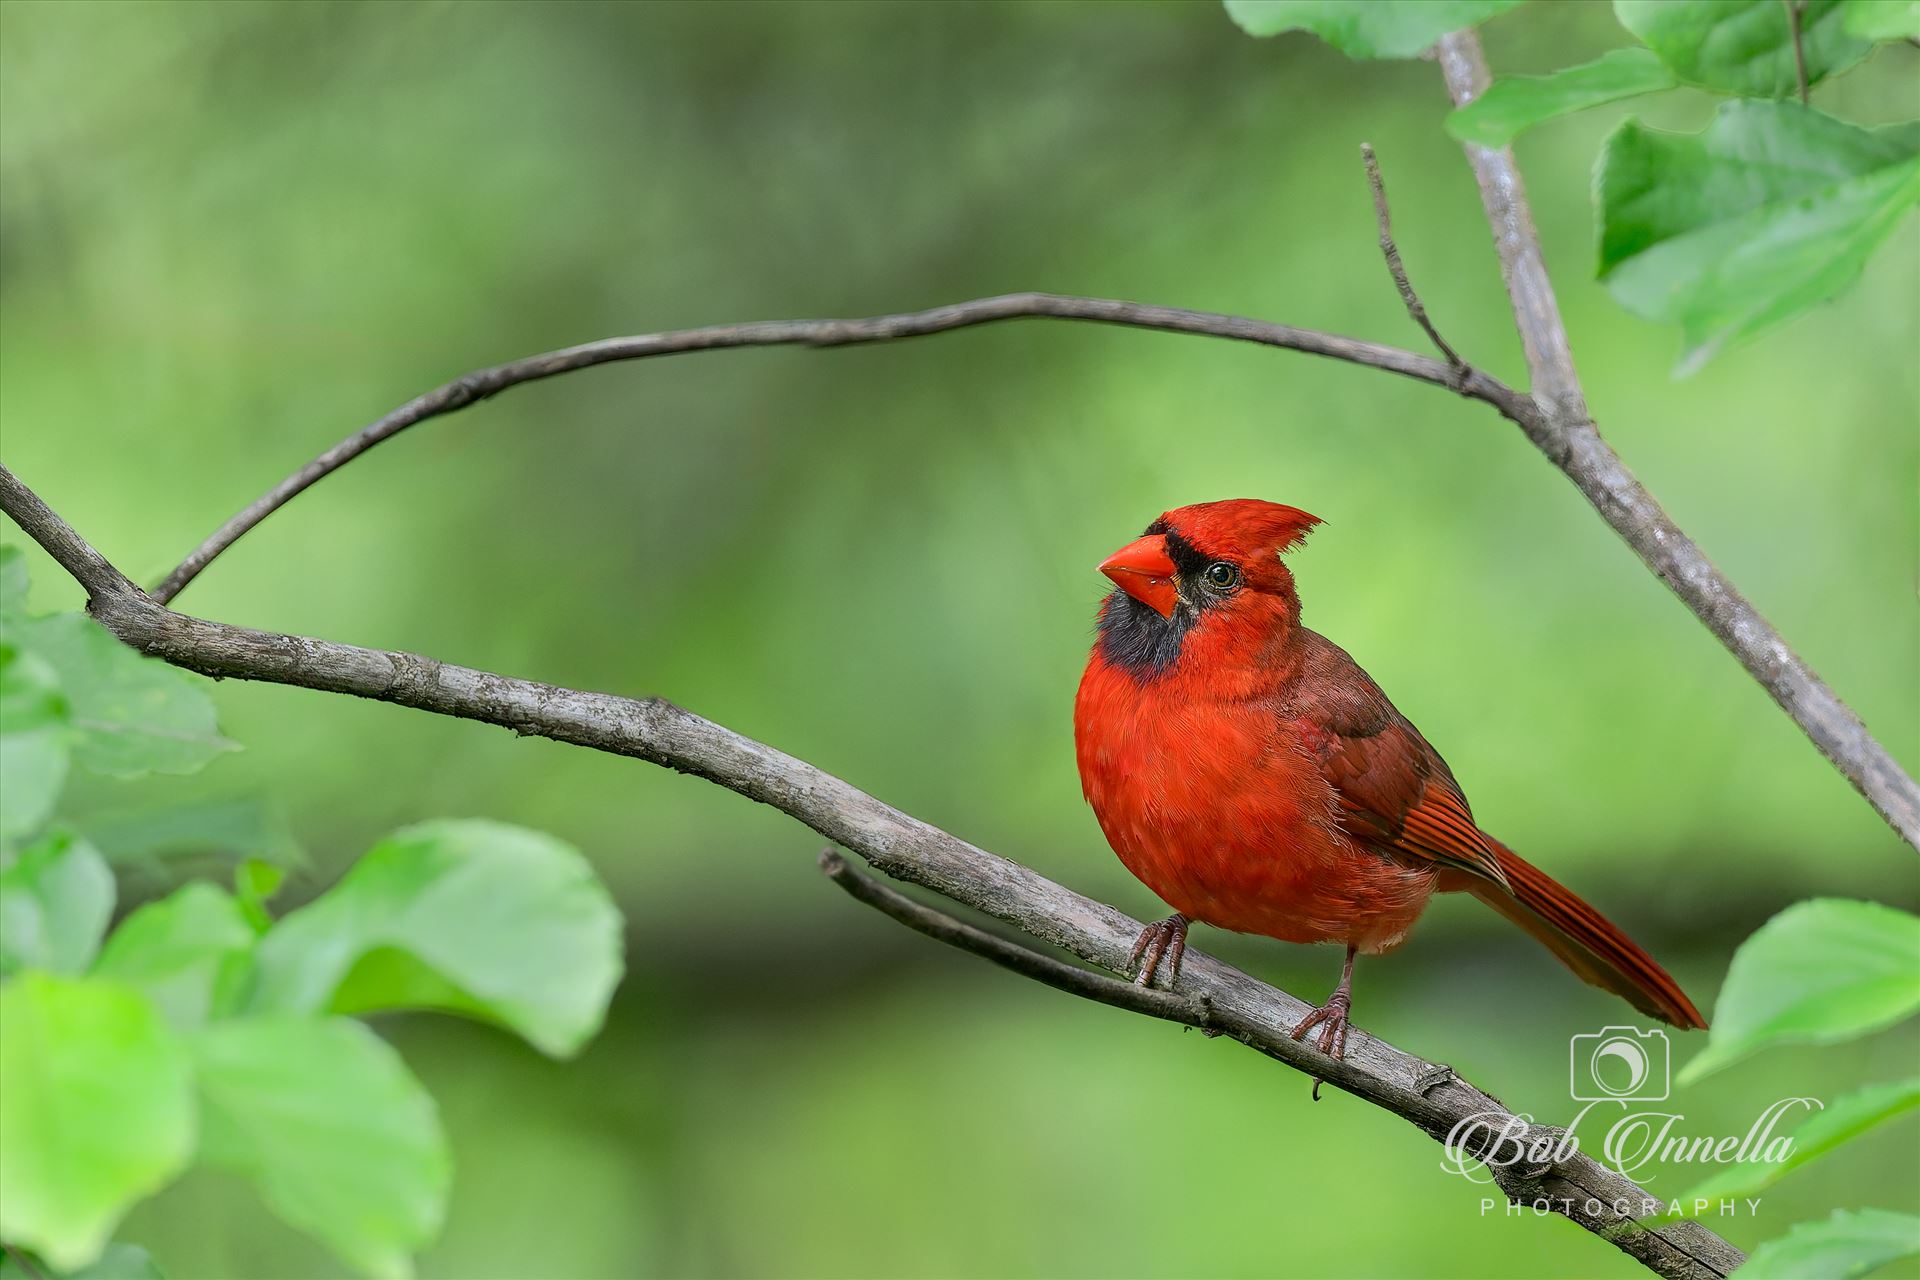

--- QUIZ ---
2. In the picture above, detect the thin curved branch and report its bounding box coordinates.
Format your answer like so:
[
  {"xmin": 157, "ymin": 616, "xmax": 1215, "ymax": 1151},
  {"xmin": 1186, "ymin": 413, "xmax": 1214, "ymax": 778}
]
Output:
[
  {"xmin": 146, "ymin": 279, "xmax": 1917, "ymax": 849},
  {"xmin": 150, "ymin": 293, "xmax": 1520, "ymax": 604},
  {"xmin": 2, "ymin": 464, "xmax": 1741, "ymax": 1280},
  {"xmin": 818, "ymin": 848, "xmax": 1216, "ymax": 1030},
  {"xmin": 1433, "ymin": 28, "xmax": 1919, "ymax": 849}
]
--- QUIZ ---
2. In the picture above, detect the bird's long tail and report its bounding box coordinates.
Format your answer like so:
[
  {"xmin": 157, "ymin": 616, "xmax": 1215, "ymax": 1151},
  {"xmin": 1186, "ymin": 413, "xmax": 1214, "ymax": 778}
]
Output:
[{"xmin": 1467, "ymin": 840, "xmax": 1707, "ymax": 1029}]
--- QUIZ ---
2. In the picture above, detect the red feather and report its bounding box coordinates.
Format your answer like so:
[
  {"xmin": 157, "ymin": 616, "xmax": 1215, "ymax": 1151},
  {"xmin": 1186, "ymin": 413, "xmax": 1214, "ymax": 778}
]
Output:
[{"xmin": 1075, "ymin": 499, "xmax": 1705, "ymax": 1030}]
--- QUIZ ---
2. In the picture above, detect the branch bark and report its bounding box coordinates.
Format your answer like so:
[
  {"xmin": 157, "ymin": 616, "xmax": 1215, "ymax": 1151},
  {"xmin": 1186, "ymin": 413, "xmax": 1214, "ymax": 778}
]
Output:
[
  {"xmin": 1, "ymin": 463, "xmax": 1742, "ymax": 1280},
  {"xmin": 1433, "ymin": 28, "xmax": 1918, "ymax": 849}
]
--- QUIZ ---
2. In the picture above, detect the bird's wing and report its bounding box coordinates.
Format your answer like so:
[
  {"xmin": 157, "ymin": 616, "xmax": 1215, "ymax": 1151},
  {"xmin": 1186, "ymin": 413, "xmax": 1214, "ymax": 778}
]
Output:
[{"xmin": 1285, "ymin": 639, "xmax": 1511, "ymax": 892}]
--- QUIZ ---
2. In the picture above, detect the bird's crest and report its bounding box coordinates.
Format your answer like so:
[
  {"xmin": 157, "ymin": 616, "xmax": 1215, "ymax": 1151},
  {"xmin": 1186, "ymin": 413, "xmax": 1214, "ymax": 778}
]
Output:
[{"xmin": 1154, "ymin": 499, "xmax": 1322, "ymax": 562}]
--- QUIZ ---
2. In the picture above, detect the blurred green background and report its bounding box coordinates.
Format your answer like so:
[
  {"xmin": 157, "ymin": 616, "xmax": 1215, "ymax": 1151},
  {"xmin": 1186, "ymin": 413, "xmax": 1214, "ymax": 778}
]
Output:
[{"xmin": 2, "ymin": 2, "xmax": 1916, "ymax": 1277}]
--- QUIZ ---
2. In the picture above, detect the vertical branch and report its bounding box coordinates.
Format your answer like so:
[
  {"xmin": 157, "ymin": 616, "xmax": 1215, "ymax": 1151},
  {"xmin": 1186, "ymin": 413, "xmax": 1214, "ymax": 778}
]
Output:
[
  {"xmin": 1433, "ymin": 27, "xmax": 1920, "ymax": 849},
  {"xmin": 1431, "ymin": 33, "xmax": 1588, "ymax": 424}
]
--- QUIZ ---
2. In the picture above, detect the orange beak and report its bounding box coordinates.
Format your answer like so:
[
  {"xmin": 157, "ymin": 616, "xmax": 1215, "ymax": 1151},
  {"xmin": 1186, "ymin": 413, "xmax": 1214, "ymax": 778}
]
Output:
[{"xmin": 1099, "ymin": 533, "xmax": 1178, "ymax": 618}]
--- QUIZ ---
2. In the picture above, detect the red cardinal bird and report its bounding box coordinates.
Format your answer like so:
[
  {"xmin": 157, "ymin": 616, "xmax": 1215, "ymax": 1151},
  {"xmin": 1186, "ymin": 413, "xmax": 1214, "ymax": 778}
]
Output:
[{"xmin": 1073, "ymin": 499, "xmax": 1705, "ymax": 1058}]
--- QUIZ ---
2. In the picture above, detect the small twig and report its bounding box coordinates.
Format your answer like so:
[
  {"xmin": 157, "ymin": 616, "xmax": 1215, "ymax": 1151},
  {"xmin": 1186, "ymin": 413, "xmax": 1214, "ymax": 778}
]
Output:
[
  {"xmin": 1361, "ymin": 142, "xmax": 1471, "ymax": 382},
  {"xmin": 819, "ymin": 848, "xmax": 1211, "ymax": 1029},
  {"xmin": 1785, "ymin": 0, "xmax": 1810, "ymax": 105}
]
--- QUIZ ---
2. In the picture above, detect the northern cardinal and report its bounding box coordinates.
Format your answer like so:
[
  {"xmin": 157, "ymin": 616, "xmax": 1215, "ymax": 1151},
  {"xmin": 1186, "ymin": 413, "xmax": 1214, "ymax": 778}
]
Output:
[{"xmin": 1073, "ymin": 499, "xmax": 1705, "ymax": 1058}]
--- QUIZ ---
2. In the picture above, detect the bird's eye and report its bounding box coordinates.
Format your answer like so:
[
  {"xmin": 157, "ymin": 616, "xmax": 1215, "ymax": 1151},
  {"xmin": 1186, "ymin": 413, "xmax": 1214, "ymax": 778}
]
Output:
[{"xmin": 1202, "ymin": 562, "xmax": 1240, "ymax": 590}]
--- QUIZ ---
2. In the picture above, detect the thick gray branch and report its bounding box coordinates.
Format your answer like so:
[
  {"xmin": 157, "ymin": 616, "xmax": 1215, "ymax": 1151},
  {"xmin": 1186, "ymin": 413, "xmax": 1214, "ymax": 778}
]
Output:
[
  {"xmin": 1434, "ymin": 28, "xmax": 1918, "ymax": 849},
  {"xmin": 2, "ymin": 464, "xmax": 1740, "ymax": 1280}
]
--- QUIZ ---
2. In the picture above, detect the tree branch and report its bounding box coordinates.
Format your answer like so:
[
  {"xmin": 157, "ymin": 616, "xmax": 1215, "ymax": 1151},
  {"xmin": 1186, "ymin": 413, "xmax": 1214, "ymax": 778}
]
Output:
[
  {"xmin": 0, "ymin": 474, "xmax": 141, "ymax": 605},
  {"xmin": 1434, "ymin": 27, "xmax": 1919, "ymax": 849},
  {"xmin": 2, "ymin": 464, "xmax": 1741, "ymax": 1280},
  {"xmin": 148, "ymin": 293, "xmax": 1527, "ymax": 605}
]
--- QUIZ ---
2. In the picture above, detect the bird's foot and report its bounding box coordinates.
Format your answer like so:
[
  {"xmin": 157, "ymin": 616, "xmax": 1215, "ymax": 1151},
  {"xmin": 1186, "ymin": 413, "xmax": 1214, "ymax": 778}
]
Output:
[
  {"xmin": 1291, "ymin": 991, "xmax": 1353, "ymax": 1060},
  {"xmin": 1127, "ymin": 914, "xmax": 1188, "ymax": 988}
]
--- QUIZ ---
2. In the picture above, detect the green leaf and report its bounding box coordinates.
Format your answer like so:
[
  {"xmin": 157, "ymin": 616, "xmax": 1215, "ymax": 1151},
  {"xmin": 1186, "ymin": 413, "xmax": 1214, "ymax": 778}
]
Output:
[
  {"xmin": 1595, "ymin": 101, "xmax": 1920, "ymax": 374},
  {"xmin": 192, "ymin": 1018, "xmax": 449, "ymax": 1279},
  {"xmin": 1615, "ymin": 0, "xmax": 1875, "ymax": 96},
  {"xmin": 1840, "ymin": 0, "xmax": 1920, "ymax": 39},
  {"xmin": 91, "ymin": 883, "xmax": 256, "ymax": 1030},
  {"xmin": 1674, "ymin": 1077, "xmax": 1920, "ymax": 1211},
  {"xmin": 0, "ymin": 639, "xmax": 71, "ymax": 840},
  {"xmin": 0, "ymin": 1242, "xmax": 166, "ymax": 1280},
  {"xmin": 234, "ymin": 857, "xmax": 287, "ymax": 934},
  {"xmin": 10, "ymin": 614, "xmax": 234, "ymax": 778},
  {"xmin": 250, "ymin": 819, "xmax": 622, "ymax": 1058},
  {"xmin": 1737, "ymin": 1209, "xmax": 1920, "ymax": 1280},
  {"xmin": 1223, "ymin": 0, "xmax": 1522, "ymax": 58},
  {"xmin": 0, "ymin": 975, "xmax": 194, "ymax": 1273},
  {"xmin": 0, "ymin": 831, "xmax": 114, "ymax": 976},
  {"xmin": 0, "ymin": 546, "xmax": 29, "ymax": 615},
  {"xmin": 1446, "ymin": 48, "xmax": 1676, "ymax": 147},
  {"xmin": 1678, "ymin": 899, "xmax": 1920, "ymax": 1083}
]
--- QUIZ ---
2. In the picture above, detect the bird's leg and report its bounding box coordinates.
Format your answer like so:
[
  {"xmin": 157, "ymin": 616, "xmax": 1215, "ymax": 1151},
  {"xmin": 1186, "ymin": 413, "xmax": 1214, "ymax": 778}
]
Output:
[
  {"xmin": 1126, "ymin": 914, "xmax": 1189, "ymax": 988},
  {"xmin": 1291, "ymin": 945, "xmax": 1357, "ymax": 1060}
]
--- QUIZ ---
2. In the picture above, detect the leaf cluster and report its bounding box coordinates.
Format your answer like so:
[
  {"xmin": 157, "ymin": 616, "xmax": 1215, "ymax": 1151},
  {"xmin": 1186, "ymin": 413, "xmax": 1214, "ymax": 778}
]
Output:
[
  {"xmin": 1226, "ymin": 0, "xmax": 1920, "ymax": 373},
  {"xmin": 0, "ymin": 551, "xmax": 624, "ymax": 1278}
]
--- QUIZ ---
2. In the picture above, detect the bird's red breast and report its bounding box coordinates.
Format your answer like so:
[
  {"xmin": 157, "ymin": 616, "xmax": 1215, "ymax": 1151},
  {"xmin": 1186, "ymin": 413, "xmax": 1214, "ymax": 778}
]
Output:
[{"xmin": 1073, "ymin": 504, "xmax": 1435, "ymax": 952}]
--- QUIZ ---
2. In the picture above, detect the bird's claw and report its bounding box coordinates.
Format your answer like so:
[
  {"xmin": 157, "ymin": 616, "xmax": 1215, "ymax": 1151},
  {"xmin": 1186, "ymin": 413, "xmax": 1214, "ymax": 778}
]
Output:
[
  {"xmin": 1291, "ymin": 991, "xmax": 1353, "ymax": 1060},
  {"xmin": 1127, "ymin": 914, "xmax": 1188, "ymax": 988}
]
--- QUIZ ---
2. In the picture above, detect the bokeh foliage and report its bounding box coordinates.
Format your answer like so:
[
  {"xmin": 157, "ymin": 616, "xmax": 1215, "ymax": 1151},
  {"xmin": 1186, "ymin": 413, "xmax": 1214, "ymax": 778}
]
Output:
[{"xmin": 1, "ymin": 1, "xmax": 1916, "ymax": 1277}]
